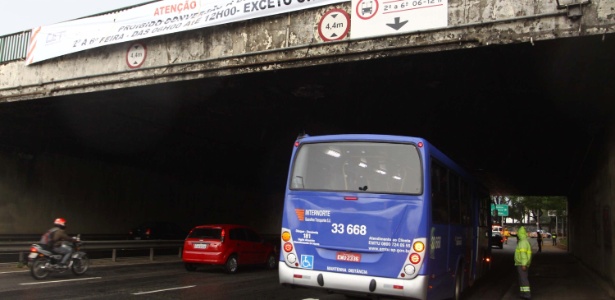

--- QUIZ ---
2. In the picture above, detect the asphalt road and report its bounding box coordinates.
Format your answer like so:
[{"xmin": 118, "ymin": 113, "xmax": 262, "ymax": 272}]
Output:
[
  {"xmin": 0, "ymin": 262, "xmax": 341, "ymax": 300},
  {"xmin": 1, "ymin": 239, "xmax": 611, "ymax": 300}
]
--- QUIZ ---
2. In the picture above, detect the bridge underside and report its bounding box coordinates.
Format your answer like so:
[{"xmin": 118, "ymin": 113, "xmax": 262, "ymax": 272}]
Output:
[{"xmin": 1, "ymin": 34, "xmax": 613, "ymax": 198}]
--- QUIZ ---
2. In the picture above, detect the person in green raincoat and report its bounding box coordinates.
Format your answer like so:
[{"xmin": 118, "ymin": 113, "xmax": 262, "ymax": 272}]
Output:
[{"xmin": 515, "ymin": 226, "xmax": 532, "ymax": 299}]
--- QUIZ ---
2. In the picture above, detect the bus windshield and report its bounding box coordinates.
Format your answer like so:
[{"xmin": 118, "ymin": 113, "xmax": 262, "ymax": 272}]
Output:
[{"xmin": 290, "ymin": 141, "xmax": 423, "ymax": 194}]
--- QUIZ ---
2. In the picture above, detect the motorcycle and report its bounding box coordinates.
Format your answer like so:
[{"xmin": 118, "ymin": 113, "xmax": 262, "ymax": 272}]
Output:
[{"xmin": 28, "ymin": 235, "xmax": 90, "ymax": 280}]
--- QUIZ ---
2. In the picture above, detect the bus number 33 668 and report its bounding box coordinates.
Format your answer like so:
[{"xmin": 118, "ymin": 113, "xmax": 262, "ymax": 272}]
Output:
[{"xmin": 331, "ymin": 224, "xmax": 367, "ymax": 235}]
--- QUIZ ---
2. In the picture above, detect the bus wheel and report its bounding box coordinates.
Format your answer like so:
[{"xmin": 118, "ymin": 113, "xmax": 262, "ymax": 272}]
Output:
[{"xmin": 454, "ymin": 263, "xmax": 463, "ymax": 300}]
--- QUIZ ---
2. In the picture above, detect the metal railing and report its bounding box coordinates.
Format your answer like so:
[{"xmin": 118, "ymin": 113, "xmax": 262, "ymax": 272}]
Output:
[
  {"xmin": 0, "ymin": 31, "xmax": 30, "ymax": 64},
  {"xmin": 0, "ymin": 240, "xmax": 184, "ymax": 264}
]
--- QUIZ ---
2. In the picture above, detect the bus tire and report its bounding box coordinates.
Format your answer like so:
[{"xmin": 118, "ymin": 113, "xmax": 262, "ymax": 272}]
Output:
[{"xmin": 454, "ymin": 263, "xmax": 464, "ymax": 300}]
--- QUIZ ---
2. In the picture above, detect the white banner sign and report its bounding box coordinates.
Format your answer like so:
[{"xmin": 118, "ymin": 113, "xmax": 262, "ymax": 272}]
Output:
[
  {"xmin": 350, "ymin": 0, "xmax": 447, "ymax": 39},
  {"xmin": 26, "ymin": 0, "xmax": 348, "ymax": 65}
]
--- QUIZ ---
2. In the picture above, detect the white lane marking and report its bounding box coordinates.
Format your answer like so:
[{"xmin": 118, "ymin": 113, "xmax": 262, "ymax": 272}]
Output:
[
  {"xmin": 0, "ymin": 270, "xmax": 29, "ymax": 274},
  {"xmin": 20, "ymin": 277, "xmax": 101, "ymax": 285},
  {"xmin": 133, "ymin": 285, "xmax": 196, "ymax": 295}
]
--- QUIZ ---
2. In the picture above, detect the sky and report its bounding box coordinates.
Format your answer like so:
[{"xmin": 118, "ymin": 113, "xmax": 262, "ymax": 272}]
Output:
[{"xmin": 0, "ymin": 0, "xmax": 154, "ymax": 36}]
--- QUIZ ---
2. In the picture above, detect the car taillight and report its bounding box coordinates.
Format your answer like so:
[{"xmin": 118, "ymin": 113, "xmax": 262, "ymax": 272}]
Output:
[
  {"xmin": 221, "ymin": 229, "xmax": 225, "ymax": 242},
  {"xmin": 146, "ymin": 228, "xmax": 151, "ymax": 236}
]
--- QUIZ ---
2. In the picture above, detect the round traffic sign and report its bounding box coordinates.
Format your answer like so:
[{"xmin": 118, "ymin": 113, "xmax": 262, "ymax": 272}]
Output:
[
  {"xmin": 318, "ymin": 9, "xmax": 350, "ymax": 42},
  {"xmin": 126, "ymin": 42, "xmax": 147, "ymax": 69},
  {"xmin": 355, "ymin": 0, "xmax": 378, "ymax": 20}
]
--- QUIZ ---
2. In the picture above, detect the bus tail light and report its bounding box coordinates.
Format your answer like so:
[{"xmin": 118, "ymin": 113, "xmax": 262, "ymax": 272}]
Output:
[
  {"xmin": 403, "ymin": 264, "xmax": 416, "ymax": 275},
  {"xmin": 409, "ymin": 253, "xmax": 421, "ymax": 264},
  {"xmin": 282, "ymin": 231, "xmax": 291, "ymax": 242},
  {"xmin": 283, "ymin": 242, "xmax": 293, "ymax": 252},
  {"xmin": 287, "ymin": 253, "xmax": 297, "ymax": 264},
  {"xmin": 399, "ymin": 238, "xmax": 426, "ymax": 278},
  {"xmin": 413, "ymin": 241, "xmax": 425, "ymax": 252}
]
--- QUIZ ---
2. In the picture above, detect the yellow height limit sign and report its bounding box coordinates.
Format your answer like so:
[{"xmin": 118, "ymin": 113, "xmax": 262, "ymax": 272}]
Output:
[{"xmin": 350, "ymin": 0, "xmax": 448, "ymax": 39}]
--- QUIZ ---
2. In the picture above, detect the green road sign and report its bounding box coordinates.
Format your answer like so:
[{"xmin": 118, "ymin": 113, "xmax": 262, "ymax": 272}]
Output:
[{"xmin": 491, "ymin": 204, "xmax": 509, "ymax": 216}]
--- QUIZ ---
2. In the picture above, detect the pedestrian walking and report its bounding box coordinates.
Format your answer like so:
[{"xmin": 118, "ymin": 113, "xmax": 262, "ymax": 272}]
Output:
[
  {"xmin": 515, "ymin": 226, "xmax": 532, "ymax": 299},
  {"xmin": 552, "ymin": 234, "xmax": 557, "ymax": 245},
  {"xmin": 536, "ymin": 231, "xmax": 542, "ymax": 253}
]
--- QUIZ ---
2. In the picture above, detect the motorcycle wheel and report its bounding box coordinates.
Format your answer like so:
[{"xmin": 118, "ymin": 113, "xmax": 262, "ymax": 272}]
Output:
[
  {"xmin": 71, "ymin": 254, "xmax": 90, "ymax": 275},
  {"xmin": 31, "ymin": 257, "xmax": 50, "ymax": 280}
]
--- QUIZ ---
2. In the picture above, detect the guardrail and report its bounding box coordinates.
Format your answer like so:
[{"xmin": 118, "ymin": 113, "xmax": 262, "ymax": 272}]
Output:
[
  {"xmin": 0, "ymin": 234, "xmax": 129, "ymax": 242},
  {"xmin": 0, "ymin": 240, "xmax": 184, "ymax": 264}
]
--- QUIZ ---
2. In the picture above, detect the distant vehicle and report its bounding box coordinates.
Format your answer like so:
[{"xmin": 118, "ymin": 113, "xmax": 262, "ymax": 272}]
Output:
[
  {"xmin": 492, "ymin": 225, "xmax": 502, "ymax": 234},
  {"xmin": 279, "ymin": 134, "xmax": 492, "ymax": 300},
  {"xmin": 182, "ymin": 224, "xmax": 277, "ymax": 274},
  {"xmin": 491, "ymin": 232, "xmax": 504, "ymax": 249},
  {"xmin": 529, "ymin": 230, "xmax": 551, "ymax": 238},
  {"xmin": 128, "ymin": 221, "xmax": 186, "ymax": 240}
]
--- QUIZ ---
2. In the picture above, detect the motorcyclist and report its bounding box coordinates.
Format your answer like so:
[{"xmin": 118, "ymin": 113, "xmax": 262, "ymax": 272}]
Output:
[{"xmin": 46, "ymin": 218, "xmax": 76, "ymax": 268}]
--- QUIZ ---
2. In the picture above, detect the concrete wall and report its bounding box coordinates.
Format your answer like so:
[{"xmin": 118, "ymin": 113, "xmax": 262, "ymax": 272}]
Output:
[
  {"xmin": 570, "ymin": 120, "xmax": 615, "ymax": 290},
  {"xmin": 2, "ymin": 0, "xmax": 615, "ymax": 102},
  {"xmin": 0, "ymin": 149, "xmax": 282, "ymax": 235}
]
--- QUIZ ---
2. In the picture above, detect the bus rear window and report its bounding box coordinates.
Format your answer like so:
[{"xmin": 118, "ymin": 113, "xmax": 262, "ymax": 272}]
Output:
[{"xmin": 290, "ymin": 142, "xmax": 422, "ymax": 194}]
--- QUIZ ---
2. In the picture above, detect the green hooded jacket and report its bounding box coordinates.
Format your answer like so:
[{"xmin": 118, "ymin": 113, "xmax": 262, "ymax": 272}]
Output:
[{"xmin": 514, "ymin": 226, "xmax": 532, "ymax": 266}]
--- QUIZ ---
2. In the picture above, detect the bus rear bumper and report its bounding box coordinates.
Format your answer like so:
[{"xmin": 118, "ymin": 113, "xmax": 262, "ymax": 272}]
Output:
[{"xmin": 279, "ymin": 263, "xmax": 428, "ymax": 299}]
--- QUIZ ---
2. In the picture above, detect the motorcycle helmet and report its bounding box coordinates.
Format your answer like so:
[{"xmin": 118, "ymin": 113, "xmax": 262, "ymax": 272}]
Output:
[{"xmin": 54, "ymin": 218, "xmax": 66, "ymax": 228}]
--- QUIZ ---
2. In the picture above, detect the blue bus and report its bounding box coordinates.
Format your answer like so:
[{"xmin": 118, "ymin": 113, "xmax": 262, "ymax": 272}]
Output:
[{"xmin": 279, "ymin": 134, "xmax": 491, "ymax": 300}]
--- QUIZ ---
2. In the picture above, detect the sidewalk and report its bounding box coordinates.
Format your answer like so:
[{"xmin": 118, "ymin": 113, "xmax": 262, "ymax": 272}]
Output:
[
  {"xmin": 502, "ymin": 241, "xmax": 615, "ymax": 300},
  {"xmin": 0, "ymin": 255, "xmax": 181, "ymax": 273}
]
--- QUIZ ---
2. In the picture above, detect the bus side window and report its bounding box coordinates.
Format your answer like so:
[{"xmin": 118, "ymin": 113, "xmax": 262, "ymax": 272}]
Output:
[
  {"xmin": 431, "ymin": 161, "xmax": 449, "ymax": 224},
  {"xmin": 449, "ymin": 173, "xmax": 460, "ymax": 224},
  {"xmin": 460, "ymin": 181, "xmax": 471, "ymax": 225}
]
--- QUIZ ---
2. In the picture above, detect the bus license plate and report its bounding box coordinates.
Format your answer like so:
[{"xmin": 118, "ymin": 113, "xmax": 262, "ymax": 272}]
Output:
[
  {"xmin": 194, "ymin": 243, "xmax": 208, "ymax": 249},
  {"xmin": 336, "ymin": 252, "xmax": 361, "ymax": 262}
]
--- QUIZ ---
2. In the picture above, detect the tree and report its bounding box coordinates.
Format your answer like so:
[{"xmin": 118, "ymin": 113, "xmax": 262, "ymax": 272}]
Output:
[{"xmin": 506, "ymin": 195, "xmax": 567, "ymax": 229}]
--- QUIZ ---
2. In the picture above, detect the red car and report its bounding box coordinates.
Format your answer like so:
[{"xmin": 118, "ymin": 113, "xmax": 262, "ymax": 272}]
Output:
[{"xmin": 182, "ymin": 224, "xmax": 277, "ymax": 273}]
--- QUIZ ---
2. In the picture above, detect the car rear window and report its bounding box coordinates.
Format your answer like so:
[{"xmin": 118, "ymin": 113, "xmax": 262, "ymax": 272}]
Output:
[{"xmin": 188, "ymin": 228, "xmax": 222, "ymax": 239}]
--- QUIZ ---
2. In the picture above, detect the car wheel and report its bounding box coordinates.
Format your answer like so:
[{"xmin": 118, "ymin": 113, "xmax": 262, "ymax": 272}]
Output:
[
  {"xmin": 225, "ymin": 255, "xmax": 238, "ymax": 274},
  {"xmin": 185, "ymin": 263, "xmax": 197, "ymax": 272},
  {"xmin": 265, "ymin": 253, "xmax": 277, "ymax": 270}
]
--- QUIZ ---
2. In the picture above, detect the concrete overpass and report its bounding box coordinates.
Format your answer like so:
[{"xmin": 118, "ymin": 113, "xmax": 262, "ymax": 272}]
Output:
[{"xmin": 1, "ymin": 0, "xmax": 615, "ymax": 291}]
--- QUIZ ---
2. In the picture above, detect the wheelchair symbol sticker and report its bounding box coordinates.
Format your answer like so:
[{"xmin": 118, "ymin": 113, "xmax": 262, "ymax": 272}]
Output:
[{"xmin": 301, "ymin": 255, "xmax": 314, "ymax": 269}]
